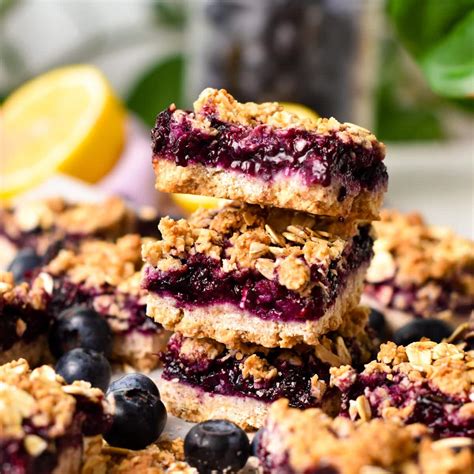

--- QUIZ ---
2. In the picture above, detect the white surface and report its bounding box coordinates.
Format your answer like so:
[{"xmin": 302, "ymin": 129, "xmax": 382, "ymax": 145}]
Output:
[{"xmin": 385, "ymin": 140, "xmax": 473, "ymax": 238}]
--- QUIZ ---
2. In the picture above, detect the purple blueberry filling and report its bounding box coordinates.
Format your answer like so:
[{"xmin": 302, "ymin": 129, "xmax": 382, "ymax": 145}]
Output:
[
  {"xmin": 152, "ymin": 109, "xmax": 387, "ymax": 194},
  {"xmin": 47, "ymin": 277, "xmax": 159, "ymax": 336},
  {"xmin": 365, "ymin": 277, "xmax": 474, "ymax": 318},
  {"xmin": 339, "ymin": 372, "xmax": 473, "ymax": 438},
  {"xmin": 0, "ymin": 397, "xmax": 110, "ymax": 474},
  {"xmin": 0, "ymin": 434, "xmax": 82, "ymax": 474},
  {"xmin": 144, "ymin": 226, "xmax": 373, "ymax": 323},
  {"xmin": 0, "ymin": 304, "xmax": 50, "ymax": 352},
  {"xmin": 0, "ymin": 414, "xmax": 86, "ymax": 474},
  {"xmin": 162, "ymin": 335, "xmax": 366, "ymax": 409}
]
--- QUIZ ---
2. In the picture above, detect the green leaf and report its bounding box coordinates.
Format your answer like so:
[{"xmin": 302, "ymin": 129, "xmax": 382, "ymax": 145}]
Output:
[
  {"xmin": 126, "ymin": 55, "xmax": 184, "ymax": 127},
  {"xmin": 389, "ymin": 0, "xmax": 474, "ymax": 99},
  {"xmin": 388, "ymin": 0, "xmax": 473, "ymax": 57},
  {"xmin": 421, "ymin": 11, "xmax": 474, "ymax": 98}
]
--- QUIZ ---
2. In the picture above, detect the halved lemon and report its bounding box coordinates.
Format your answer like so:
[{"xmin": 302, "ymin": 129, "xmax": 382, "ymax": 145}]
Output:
[
  {"xmin": 171, "ymin": 193, "xmax": 229, "ymax": 214},
  {"xmin": 280, "ymin": 102, "xmax": 319, "ymax": 121},
  {"xmin": 1, "ymin": 65, "xmax": 126, "ymax": 200}
]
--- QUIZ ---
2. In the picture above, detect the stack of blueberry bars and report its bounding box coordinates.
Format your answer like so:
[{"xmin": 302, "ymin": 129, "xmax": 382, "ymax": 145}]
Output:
[
  {"xmin": 142, "ymin": 87, "xmax": 388, "ymax": 429},
  {"xmin": 1, "ymin": 89, "xmax": 473, "ymax": 474}
]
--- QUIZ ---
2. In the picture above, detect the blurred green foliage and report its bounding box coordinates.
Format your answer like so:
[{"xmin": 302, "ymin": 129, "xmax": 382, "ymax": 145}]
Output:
[
  {"xmin": 1, "ymin": 0, "xmax": 471, "ymax": 142},
  {"xmin": 375, "ymin": 40, "xmax": 444, "ymax": 141},
  {"xmin": 126, "ymin": 55, "xmax": 184, "ymax": 127},
  {"xmin": 389, "ymin": 0, "xmax": 474, "ymax": 99}
]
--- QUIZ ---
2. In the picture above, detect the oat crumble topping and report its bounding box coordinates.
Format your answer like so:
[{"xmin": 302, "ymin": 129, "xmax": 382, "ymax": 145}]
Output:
[
  {"xmin": 45, "ymin": 234, "xmax": 145, "ymax": 293},
  {"xmin": 82, "ymin": 436, "xmax": 196, "ymax": 474},
  {"xmin": 263, "ymin": 399, "xmax": 473, "ymax": 474},
  {"xmin": 331, "ymin": 340, "xmax": 474, "ymax": 399},
  {"xmin": 367, "ymin": 210, "xmax": 474, "ymax": 288},
  {"xmin": 0, "ymin": 359, "xmax": 103, "ymax": 440},
  {"xmin": 191, "ymin": 88, "xmax": 385, "ymax": 153},
  {"xmin": 1, "ymin": 196, "xmax": 133, "ymax": 238},
  {"xmin": 0, "ymin": 271, "xmax": 48, "ymax": 311},
  {"xmin": 142, "ymin": 202, "xmax": 367, "ymax": 295}
]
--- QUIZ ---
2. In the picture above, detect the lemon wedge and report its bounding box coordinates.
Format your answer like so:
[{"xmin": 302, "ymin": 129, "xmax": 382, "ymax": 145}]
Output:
[
  {"xmin": 280, "ymin": 102, "xmax": 319, "ymax": 122},
  {"xmin": 1, "ymin": 65, "xmax": 126, "ymax": 200},
  {"xmin": 171, "ymin": 193, "xmax": 229, "ymax": 214}
]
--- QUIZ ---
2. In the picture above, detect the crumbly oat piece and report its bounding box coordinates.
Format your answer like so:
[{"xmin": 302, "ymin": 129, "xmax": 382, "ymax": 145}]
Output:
[
  {"xmin": 82, "ymin": 436, "xmax": 196, "ymax": 474},
  {"xmin": 193, "ymin": 88, "xmax": 383, "ymax": 146},
  {"xmin": 330, "ymin": 341, "xmax": 474, "ymax": 437},
  {"xmin": 0, "ymin": 196, "xmax": 138, "ymax": 260},
  {"xmin": 0, "ymin": 358, "xmax": 106, "ymax": 439},
  {"xmin": 45, "ymin": 234, "xmax": 144, "ymax": 292},
  {"xmin": 260, "ymin": 399, "xmax": 473, "ymax": 474},
  {"xmin": 0, "ymin": 272, "xmax": 50, "ymax": 365},
  {"xmin": 151, "ymin": 89, "xmax": 387, "ymax": 219},
  {"xmin": 38, "ymin": 236, "xmax": 169, "ymax": 371},
  {"xmin": 0, "ymin": 271, "xmax": 48, "ymax": 311},
  {"xmin": 364, "ymin": 209, "xmax": 474, "ymax": 322}
]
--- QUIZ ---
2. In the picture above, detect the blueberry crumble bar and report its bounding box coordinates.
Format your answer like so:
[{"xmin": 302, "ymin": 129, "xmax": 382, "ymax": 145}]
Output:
[
  {"xmin": 82, "ymin": 436, "xmax": 196, "ymax": 473},
  {"xmin": 160, "ymin": 307, "xmax": 374, "ymax": 430},
  {"xmin": 37, "ymin": 234, "xmax": 170, "ymax": 371},
  {"xmin": 0, "ymin": 197, "xmax": 139, "ymax": 268},
  {"xmin": 0, "ymin": 359, "xmax": 109, "ymax": 474},
  {"xmin": 0, "ymin": 272, "xmax": 51, "ymax": 366},
  {"xmin": 258, "ymin": 399, "xmax": 473, "ymax": 474},
  {"xmin": 151, "ymin": 88, "xmax": 388, "ymax": 219},
  {"xmin": 142, "ymin": 202, "xmax": 374, "ymax": 348},
  {"xmin": 363, "ymin": 210, "xmax": 474, "ymax": 329},
  {"xmin": 330, "ymin": 340, "xmax": 474, "ymax": 438}
]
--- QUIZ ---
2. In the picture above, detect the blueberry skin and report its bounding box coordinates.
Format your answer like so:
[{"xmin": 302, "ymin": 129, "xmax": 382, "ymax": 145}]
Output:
[
  {"xmin": 184, "ymin": 420, "xmax": 250, "ymax": 473},
  {"xmin": 251, "ymin": 428, "xmax": 263, "ymax": 457},
  {"xmin": 393, "ymin": 318, "xmax": 453, "ymax": 346},
  {"xmin": 7, "ymin": 248, "xmax": 42, "ymax": 282},
  {"xmin": 108, "ymin": 373, "xmax": 160, "ymax": 398},
  {"xmin": 368, "ymin": 308, "xmax": 389, "ymax": 340},
  {"xmin": 49, "ymin": 306, "xmax": 113, "ymax": 359},
  {"xmin": 55, "ymin": 348, "xmax": 111, "ymax": 392},
  {"xmin": 104, "ymin": 390, "xmax": 167, "ymax": 450}
]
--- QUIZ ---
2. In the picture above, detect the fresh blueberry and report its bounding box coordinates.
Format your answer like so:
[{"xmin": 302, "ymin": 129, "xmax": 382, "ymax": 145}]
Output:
[
  {"xmin": 55, "ymin": 348, "xmax": 111, "ymax": 392},
  {"xmin": 393, "ymin": 318, "xmax": 453, "ymax": 346},
  {"xmin": 49, "ymin": 306, "xmax": 113, "ymax": 359},
  {"xmin": 104, "ymin": 389, "xmax": 167, "ymax": 450},
  {"xmin": 7, "ymin": 248, "xmax": 42, "ymax": 282},
  {"xmin": 368, "ymin": 308, "xmax": 389, "ymax": 340},
  {"xmin": 251, "ymin": 428, "xmax": 264, "ymax": 457},
  {"xmin": 184, "ymin": 420, "xmax": 250, "ymax": 473},
  {"xmin": 108, "ymin": 373, "xmax": 160, "ymax": 398}
]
